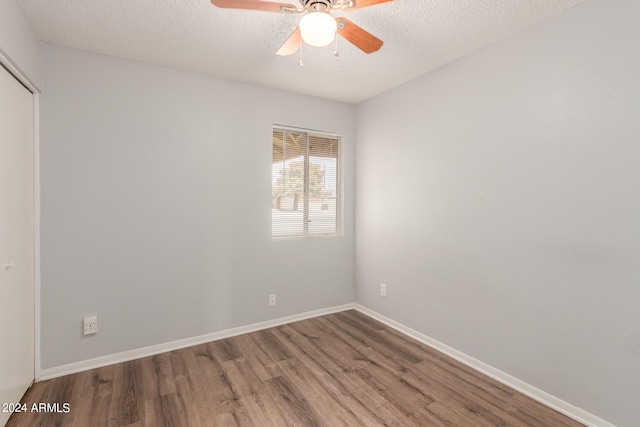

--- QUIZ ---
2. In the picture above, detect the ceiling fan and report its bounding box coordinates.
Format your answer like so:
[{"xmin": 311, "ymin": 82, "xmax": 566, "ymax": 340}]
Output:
[{"xmin": 210, "ymin": 0, "xmax": 393, "ymax": 56}]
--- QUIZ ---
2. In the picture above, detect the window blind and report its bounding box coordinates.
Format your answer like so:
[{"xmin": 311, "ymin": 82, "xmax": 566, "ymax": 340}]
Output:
[{"xmin": 272, "ymin": 126, "xmax": 342, "ymax": 238}]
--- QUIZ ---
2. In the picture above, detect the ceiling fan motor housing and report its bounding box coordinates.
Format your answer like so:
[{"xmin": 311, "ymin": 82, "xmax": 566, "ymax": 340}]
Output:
[{"xmin": 301, "ymin": 0, "xmax": 333, "ymax": 13}]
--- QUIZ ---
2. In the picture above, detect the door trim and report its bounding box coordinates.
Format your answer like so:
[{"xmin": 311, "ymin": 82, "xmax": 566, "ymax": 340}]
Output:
[
  {"xmin": 0, "ymin": 49, "xmax": 39, "ymax": 94},
  {"xmin": 33, "ymin": 93, "xmax": 41, "ymax": 381}
]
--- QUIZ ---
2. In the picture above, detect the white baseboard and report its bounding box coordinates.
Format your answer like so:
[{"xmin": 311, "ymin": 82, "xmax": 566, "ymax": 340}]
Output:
[
  {"xmin": 354, "ymin": 304, "xmax": 615, "ymax": 427},
  {"xmin": 39, "ymin": 303, "xmax": 356, "ymax": 381}
]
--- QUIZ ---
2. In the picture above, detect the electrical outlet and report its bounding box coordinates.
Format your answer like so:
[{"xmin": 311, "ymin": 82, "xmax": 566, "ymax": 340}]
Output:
[
  {"xmin": 84, "ymin": 316, "xmax": 98, "ymax": 335},
  {"xmin": 380, "ymin": 283, "xmax": 387, "ymax": 297},
  {"xmin": 268, "ymin": 294, "xmax": 277, "ymax": 307}
]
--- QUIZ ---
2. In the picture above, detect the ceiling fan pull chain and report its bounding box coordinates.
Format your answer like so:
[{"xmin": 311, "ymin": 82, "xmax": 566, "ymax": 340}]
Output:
[
  {"xmin": 334, "ymin": 35, "xmax": 339, "ymax": 58},
  {"xmin": 299, "ymin": 42, "xmax": 304, "ymax": 67}
]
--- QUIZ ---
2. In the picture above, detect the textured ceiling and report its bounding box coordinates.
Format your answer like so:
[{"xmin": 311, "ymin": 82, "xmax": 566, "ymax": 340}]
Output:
[{"xmin": 18, "ymin": 0, "xmax": 584, "ymax": 104}]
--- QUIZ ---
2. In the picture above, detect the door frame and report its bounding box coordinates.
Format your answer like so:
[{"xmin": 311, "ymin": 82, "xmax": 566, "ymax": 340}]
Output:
[{"xmin": 0, "ymin": 50, "xmax": 41, "ymax": 382}]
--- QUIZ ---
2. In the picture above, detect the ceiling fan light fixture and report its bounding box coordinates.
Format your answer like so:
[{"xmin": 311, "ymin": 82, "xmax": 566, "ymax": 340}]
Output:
[{"xmin": 299, "ymin": 12, "xmax": 337, "ymax": 47}]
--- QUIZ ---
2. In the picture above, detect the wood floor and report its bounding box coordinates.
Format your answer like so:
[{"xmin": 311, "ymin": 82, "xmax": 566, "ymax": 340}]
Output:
[{"xmin": 8, "ymin": 310, "xmax": 583, "ymax": 426}]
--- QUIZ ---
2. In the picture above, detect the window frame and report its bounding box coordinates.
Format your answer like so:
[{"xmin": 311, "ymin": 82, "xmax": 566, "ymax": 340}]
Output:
[{"xmin": 272, "ymin": 125, "xmax": 344, "ymax": 240}]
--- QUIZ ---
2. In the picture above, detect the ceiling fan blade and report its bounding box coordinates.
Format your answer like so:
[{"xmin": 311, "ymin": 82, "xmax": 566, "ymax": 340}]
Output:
[
  {"xmin": 336, "ymin": 17, "xmax": 383, "ymax": 54},
  {"xmin": 210, "ymin": 0, "xmax": 295, "ymax": 13},
  {"xmin": 346, "ymin": 0, "xmax": 395, "ymax": 10},
  {"xmin": 277, "ymin": 27, "xmax": 302, "ymax": 56}
]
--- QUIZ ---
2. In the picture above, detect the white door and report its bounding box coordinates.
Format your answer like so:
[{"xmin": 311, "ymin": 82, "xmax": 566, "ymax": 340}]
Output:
[{"xmin": 0, "ymin": 66, "xmax": 35, "ymax": 426}]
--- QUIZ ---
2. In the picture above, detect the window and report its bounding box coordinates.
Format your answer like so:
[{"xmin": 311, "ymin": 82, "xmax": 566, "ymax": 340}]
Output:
[{"xmin": 272, "ymin": 126, "xmax": 342, "ymax": 238}]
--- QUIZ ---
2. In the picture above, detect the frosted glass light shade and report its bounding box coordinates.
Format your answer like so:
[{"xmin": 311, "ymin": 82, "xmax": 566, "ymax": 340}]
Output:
[{"xmin": 299, "ymin": 12, "xmax": 337, "ymax": 47}]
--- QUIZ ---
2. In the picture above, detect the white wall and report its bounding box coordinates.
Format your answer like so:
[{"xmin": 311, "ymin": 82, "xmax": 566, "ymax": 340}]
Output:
[
  {"xmin": 355, "ymin": 0, "xmax": 639, "ymax": 426},
  {"xmin": 39, "ymin": 44, "xmax": 356, "ymax": 369},
  {"xmin": 0, "ymin": 0, "xmax": 41, "ymax": 89}
]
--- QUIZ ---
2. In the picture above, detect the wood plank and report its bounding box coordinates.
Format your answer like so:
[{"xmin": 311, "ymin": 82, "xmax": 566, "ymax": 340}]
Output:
[
  {"xmin": 119, "ymin": 360, "xmax": 145, "ymax": 426},
  {"xmin": 140, "ymin": 352, "xmax": 176, "ymax": 399},
  {"xmin": 266, "ymin": 375, "xmax": 324, "ymax": 426}
]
